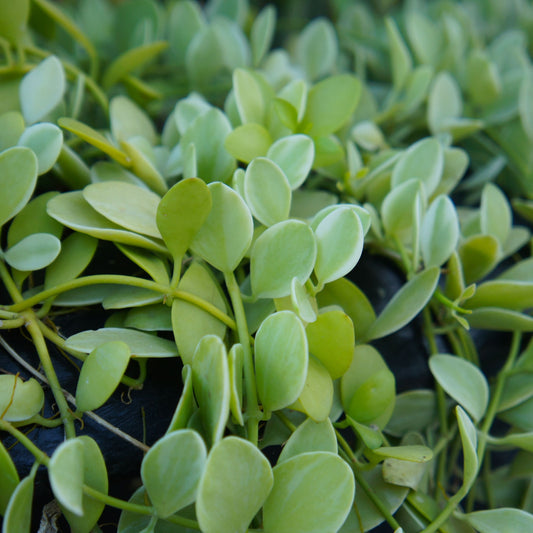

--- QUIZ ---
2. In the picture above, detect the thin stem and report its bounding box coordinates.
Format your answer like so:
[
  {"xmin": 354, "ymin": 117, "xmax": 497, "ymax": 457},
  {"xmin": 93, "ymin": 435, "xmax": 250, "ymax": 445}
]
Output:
[
  {"xmin": 224, "ymin": 271, "xmax": 260, "ymax": 446},
  {"xmin": 8, "ymin": 274, "xmax": 236, "ymax": 329},
  {"xmin": 0, "ymin": 419, "xmax": 50, "ymax": 466},
  {"xmin": 23, "ymin": 310, "xmax": 76, "ymax": 439}
]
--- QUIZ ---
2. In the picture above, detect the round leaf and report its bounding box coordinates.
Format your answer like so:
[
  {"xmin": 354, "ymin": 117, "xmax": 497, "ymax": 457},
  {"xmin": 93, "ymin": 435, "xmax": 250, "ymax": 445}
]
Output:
[
  {"xmin": 267, "ymin": 134, "xmax": 314, "ymax": 189},
  {"xmin": 142, "ymin": 430, "xmax": 207, "ymax": 518},
  {"xmin": 255, "ymin": 310, "xmax": 308, "ymax": 412},
  {"xmin": 0, "ymin": 375, "xmax": 44, "ymax": 422},
  {"xmin": 224, "ymin": 123, "xmax": 272, "ymax": 163},
  {"xmin": 464, "ymin": 508, "xmax": 533, "ymax": 533},
  {"xmin": 4, "ymin": 233, "xmax": 61, "ymax": 271},
  {"xmin": 391, "ymin": 138, "xmax": 443, "ymax": 198},
  {"xmin": 76, "ymin": 341, "xmax": 131, "ymax": 412},
  {"xmin": 306, "ymin": 310, "xmax": 354, "ymax": 379},
  {"xmin": 278, "ymin": 418, "xmax": 337, "ymax": 464},
  {"xmin": 156, "ymin": 178, "xmax": 212, "ymax": 265},
  {"xmin": 314, "ymin": 207, "xmax": 364, "ymax": 286},
  {"xmin": 0, "ymin": 146, "xmax": 38, "ymax": 227},
  {"xmin": 18, "ymin": 122, "xmax": 63, "ymax": 175},
  {"xmin": 196, "ymin": 437, "xmax": 273, "ymax": 533},
  {"xmin": 3, "ymin": 472, "xmax": 34, "ymax": 533},
  {"xmin": 190, "ymin": 182, "xmax": 253, "ymax": 273},
  {"xmin": 110, "ymin": 95, "xmax": 157, "ymax": 145},
  {"xmin": 20, "ymin": 56, "xmax": 65, "ymax": 124},
  {"xmin": 48, "ymin": 439, "xmax": 84, "ymax": 516},
  {"xmin": 251, "ymin": 220, "xmax": 317, "ymax": 299},
  {"xmin": 263, "ymin": 451, "xmax": 355, "ymax": 533},
  {"xmin": 244, "ymin": 157, "xmax": 291, "ymax": 226}
]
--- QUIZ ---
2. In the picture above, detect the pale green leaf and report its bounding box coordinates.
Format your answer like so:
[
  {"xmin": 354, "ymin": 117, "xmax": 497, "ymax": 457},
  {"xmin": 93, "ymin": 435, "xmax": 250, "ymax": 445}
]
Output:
[
  {"xmin": 0, "ymin": 441, "xmax": 19, "ymax": 515},
  {"xmin": 224, "ymin": 123, "xmax": 272, "ymax": 163},
  {"xmin": 4, "ymin": 233, "xmax": 60, "ymax": 271},
  {"xmin": 267, "ymin": 134, "xmax": 314, "ymax": 189},
  {"xmin": 18, "ymin": 122, "xmax": 63, "ymax": 175},
  {"xmin": 385, "ymin": 17, "xmax": 413, "ymax": 92},
  {"xmin": 464, "ymin": 508, "xmax": 533, "ymax": 533},
  {"xmin": 0, "ymin": 375, "xmax": 44, "ymax": 422},
  {"xmin": 251, "ymin": 5, "xmax": 276, "ymax": 67}
]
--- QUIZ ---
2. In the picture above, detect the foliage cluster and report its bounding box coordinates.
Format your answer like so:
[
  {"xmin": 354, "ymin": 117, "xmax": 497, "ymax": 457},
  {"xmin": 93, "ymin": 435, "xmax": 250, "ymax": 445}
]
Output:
[{"xmin": 1, "ymin": 0, "xmax": 533, "ymax": 532}]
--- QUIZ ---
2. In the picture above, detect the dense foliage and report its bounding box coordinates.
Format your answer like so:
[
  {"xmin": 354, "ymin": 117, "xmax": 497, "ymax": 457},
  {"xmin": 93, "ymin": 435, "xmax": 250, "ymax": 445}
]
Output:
[{"xmin": 1, "ymin": 0, "xmax": 533, "ymax": 532}]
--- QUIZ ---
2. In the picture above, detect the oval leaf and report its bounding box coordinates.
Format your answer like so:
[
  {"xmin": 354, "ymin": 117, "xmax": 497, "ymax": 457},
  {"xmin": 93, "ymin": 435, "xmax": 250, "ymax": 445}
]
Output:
[
  {"xmin": 75, "ymin": 341, "xmax": 131, "ymax": 412},
  {"xmin": 364, "ymin": 267, "xmax": 440, "ymax": 341},
  {"xmin": 18, "ymin": 122, "xmax": 63, "ymax": 175},
  {"xmin": 142, "ymin": 430, "xmax": 207, "ymax": 518},
  {"xmin": 263, "ymin": 451, "xmax": 355, "ymax": 533},
  {"xmin": 464, "ymin": 508, "xmax": 533, "ymax": 533},
  {"xmin": 196, "ymin": 436, "xmax": 273, "ymax": 533},
  {"xmin": 255, "ymin": 310, "xmax": 308, "ymax": 412},
  {"xmin": 0, "ymin": 375, "xmax": 44, "ymax": 422}
]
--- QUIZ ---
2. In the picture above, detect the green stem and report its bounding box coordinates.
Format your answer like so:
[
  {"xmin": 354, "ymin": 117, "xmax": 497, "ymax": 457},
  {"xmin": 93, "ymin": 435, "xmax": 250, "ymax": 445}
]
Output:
[
  {"xmin": 224, "ymin": 271, "xmax": 260, "ymax": 446},
  {"xmin": 0, "ymin": 317, "xmax": 26, "ymax": 329},
  {"xmin": 82, "ymin": 485, "xmax": 201, "ymax": 529},
  {"xmin": 420, "ymin": 332, "xmax": 523, "ymax": 533},
  {"xmin": 24, "ymin": 310, "xmax": 77, "ymax": 439},
  {"xmin": 7, "ymin": 274, "xmax": 236, "ymax": 329},
  {"xmin": 0, "ymin": 419, "xmax": 50, "ymax": 466},
  {"xmin": 433, "ymin": 289, "xmax": 472, "ymax": 315}
]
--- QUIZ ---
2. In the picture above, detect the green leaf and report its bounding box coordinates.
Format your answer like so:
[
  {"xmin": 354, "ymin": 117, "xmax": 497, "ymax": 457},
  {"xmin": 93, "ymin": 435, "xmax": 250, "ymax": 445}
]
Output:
[
  {"xmin": 278, "ymin": 418, "xmax": 337, "ymax": 464},
  {"xmin": 255, "ymin": 310, "xmax": 308, "ymax": 412},
  {"xmin": 18, "ymin": 122, "xmax": 63, "ymax": 175},
  {"xmin": 76, "ymin": 341, "xmax": 131, "ymax": 412},
  {"xmin": 381, "ymin": 179, "xmax": 423, "ymax": 240},
  {"xmin": 405, "ymin": 12, "xmax": 441, "ymax": 66},
  {"xmin": 385, "ymin": 390, "xmax": 437, "ymax": 438},
  {"xmin": 391, "ymin": 138, "xmax": 444, "ymax": 198},
  {"xmin": 110, "ymin": 96, "xmax": 157, "ymax": 145},
  {"xmin": 233, "ymin": 68, "xmax": 272, "ymax": 125},
  {"xmin": 0, "ymin": 0, "xmax": 29, "ymax": 44},
  {"xmin": 224, "ymin": 123, "xmax": 272, "ymax": 163},
  {"xmin": 465, "ymin": 280, "xmax": 533, "ymax": 311},
  {"xmin": 196, "ymin": 437, "xmax": 273, "ymax": 533},
  {"xmin": 156, "ymin": 178, "xmax": 212, "ymax": 268},
  {"xmin": 463, "ymin": 508, "xmax": 533, "ymax": 533},
  {"xmin": 66, "ymin": 327, "xmax": 178, "ymax": 357},
  {"xmin": 115, "ymin": 243, "xmax": 169, "ymax": 285},
  {"xmin": 190, "ymin": 182, "xmax": 253, "ymax": 273},
  {"xmin": 339, "ymin": 466, "xmax": 408, "ymax": 533},
  {"xmin": 180, "ymin": 108, "xmax": 235, "ymax": 182},
  {"xmin": 192, "ymin": 335, "xmax": 230, "ymax": 446},
  {"xmin": 172, "ymin": 261, "xmax": 227, "ymax": 365},
  {"xmin": 458, "ymin": 234, "xmax": 500, "ymax": 285},
  {"xmin": 467, "ymin": 307, "xmax": 533, "ymax": 332},
  {"xmin": 295, "ymin": 18, "xmax": 338, "ymax": 81},
  {"xmin": 251, "ymin": 220, "xmax": 317, "ymax": 299},
  {"xmin": 267, "ymin": 134, "xmax": 314, "ymax": 189},
  {"xmin": 519, "ymin": 69, "xmax": 533, "ymax": 143},
  {"xmin": 0, "ymin": 375, "xmax": 44, "ymax": 422},
  {"xmin": 228, "ymin": 344, "xmax": 244, "ymax": 425},
  {"xmin": 244, "ymin": 157, "xmax": 291, "ymax": 226},
  {"xmin": 4, "ymin": 233, "xmax": 61, "ymax": 271},
  {"xmin": 59, "ymin": 117, "xmax": 131, "ymax": 167},
  {"xmin": 2, "ymin": 470, "xmax": 35, "ymax": 533},
  {"xmin": 306, "ymin": 310, "xmax": 354, "ymax": 379},
  {"xmin": 250, "ymin": 5, "xmax": 276, "ymax": 66},
  {"xmin": 168, "ymin": 0, "xmax": 205, "ymax": 67},
  {"xmin": 385, "ymin": 17, "xmax": 413, "ymax": 92},
  {"xmin": 300, "ymin": 75, "xmax": 361, "ymax": 137},
  {"xmin": 47, "ymin": 191, "xmax": 167, "ymax": 254},
  {"xmin": 420, "ymin": 195, "xmax": 459, "ymax": 268},
  {"xmin": 467, "ymin": 50, "xmax": 501, "ymax": 107},
  {"xmin": 0, "ymin": 111, "xmax": 25, "ymax": 152},
  {"xmin": 364, "ymin": 267, "xmax": 440, "ymax": 341},
  {"xmin": 480, "ymin": 183, "xmax": 512, "ymax": 246},
  {"xmin": 372, "ymin": 445, "xmax": 433, "ymax": 463},
  {"xmin": 20, "ymin": 56, "xmax": 65, "ymax": 124},
  {"xmin": 102, "ymin": 285, "xmax": 162, "ymax": 310},
  {"xmin": 341, "ymin": 344, "xmax": 395, "ymax": 428},
  {"xmin": 456, "ymin": 406, "xmax": 478, "ymax": 489},
  {"xmin": 102, "ymin": 41, "xmax": 168, "ymax": 90},
  {"xmin": 428, "ymin": 71, "xmax": 462, "ymax": 135},
  {"xmin": 7, "ymin": 191, "xmax": 62, "ymax": 248},
  {"xmin": 263, "ymin": 451, "xmax": 355, "ymax": 533},
  {"xmin": 397, "ymin": 66, "xmax": 434, "ymax": 120},
  {"xmin": 142, "ymin": 430, "xmax": 207, "ymax": 518},
  {"xmin": 167, "ymin": 366, "xmax": 195, "ymax": 433},
  {"xmin": 49, "ymin": 439, "xmax": 84, "ymax": 516},
  {"xmin": 316, "ymin": 277, "xmax": 376, "ymax": 340},
  {"xmin": 290, "ymin": 356, "xmax": 334, "ymax": 422},
  {"xmin": 314, "ymin": 206, "xmax": 364, "ymax": 286},
  {"xmin": 0, "ymin": 441, "xmax": 19, "ymax": 515},
  {"xmin": 0, "ymin": 146, "xmax": 38, "ymax": 227},
  {"xmin": 62, "ymin": 437, "xmax": 108, "ymax": 533},
  {"xmin": 125, "ymin": 303, "xmax": 172, "ymax": 331}
]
